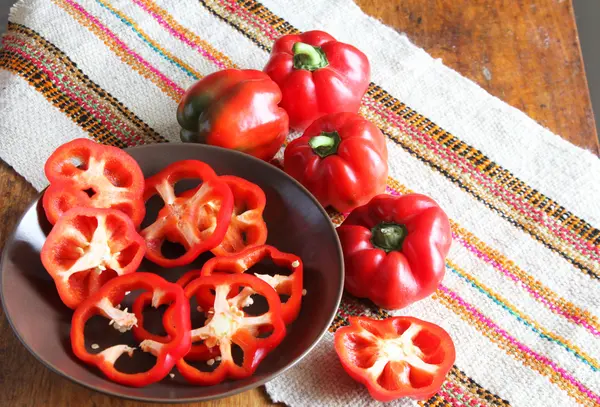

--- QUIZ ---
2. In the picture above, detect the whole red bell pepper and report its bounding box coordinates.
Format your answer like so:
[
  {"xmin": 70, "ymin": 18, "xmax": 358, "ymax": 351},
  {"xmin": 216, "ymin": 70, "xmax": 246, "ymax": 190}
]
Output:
[
  {"xmin": 337, "ymin": 194, "xmax": 451, "ymax": 309},
  {"xmin": 141, "ymin": 160, "xmax": 233, "ymax": 267},
  {"xmin": 177, "ymin": 69, "xmax": 289, "ymax": 161},
  {"xmin": 210, "ymin": 175, "xmax": 268, "ymax": 256},
  {"xmin": 200, "ymin": 245, "xmax": 303, "ymax": 325},
  {"xmin": 264, "ymin": 30, "xmax": 370, "ymax": 131},
  {"xmin": 334, "ymin": 316, "xmax": 455, "ymax": 402},
  {"xmin": 40, "ymin": 207, "xmax": 146, "ymax": 309},
  {"xmin": 176, "ymin": 273, "xmax": 286, "ymax": 385},
  {"xmin": 43, "ymin": 138, "xmax": 145, "ymax": 227},
  {"xmin": 284, "ymin": 112, "xmax": 388, "ymax": 213},
  {"xmin": 71, "ymin": 273, "xmax": 191, "ymax": 387}
]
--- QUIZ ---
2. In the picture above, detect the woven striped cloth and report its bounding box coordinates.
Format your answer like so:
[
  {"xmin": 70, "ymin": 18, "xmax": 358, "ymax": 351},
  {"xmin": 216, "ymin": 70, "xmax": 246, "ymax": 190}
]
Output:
[{"xmin": 1, "ymin": 1, "xmax": 599, "ymax": 406}]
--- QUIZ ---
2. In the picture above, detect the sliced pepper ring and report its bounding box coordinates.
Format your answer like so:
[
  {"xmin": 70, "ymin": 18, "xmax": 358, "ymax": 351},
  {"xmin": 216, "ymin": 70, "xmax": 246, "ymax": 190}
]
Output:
[
  {"xmin": 43, "ymin": 138, "xmax": 146, "ymax": 227},
  {"xmin": 131, "ymin": 269, "xmax": 203, "ymax": 342},
  {"xmin": 131, "ymin": 288, "xmax": 220, "ymax": 362},
  {"xmin": 200, "ymin": 245, "xmax": 303, "ymax": 324},
  {"xmin": 43, "ymin": 181, "xmax": 146, "ymax": 227},
  {"xmin": 141, "ymin": 160, "xmax": 234, "ymax": 267},
  {"xmin": 176, "ymin": 273, "xmax": 286, "ymax": 385},
  {"xmin": 71, "ymin": 273, "xmax": 192, "ymax": 387},
  {"xmin": 334, "ymin": 316, "xmax": 455, "ymax": 402},
  {"xmin": 40, "ymin": 207, "xmax": 146, "ymax": 309},
  {"xmin": 210, "ymin": 175, "xmax": 267, "ymax": 256}
]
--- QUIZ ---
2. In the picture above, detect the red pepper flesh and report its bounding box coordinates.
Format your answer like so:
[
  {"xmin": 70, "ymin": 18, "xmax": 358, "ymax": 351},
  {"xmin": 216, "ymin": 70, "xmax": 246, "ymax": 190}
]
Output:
[
  {"xmin": 141, "ymin": 160, "xmax": 233, "ymax": 267},
  {"xmin": 200, "ymin": 245, "xmax": 303, "ymax": 325},
  {"xmin": 71, "ymin": 273, "xmax": 191, "ymax": 387},
  {"xmin": 264, "ymin": 30, "xmax": 370, "ymax": 131},
  {"xmin": 43, "ymin": 138, "xmax": 145, "ymax": 227},
  {"xmin": 132, "ymin": 286, "xmax": 221, "ymax": 363},
  {"xmin": 337, "ymin": 194, "xmax": 451, "ymax": 309},
  {"xmin": 335, "ymin": 316, "xmax": 455, "ymax": 402},
  {"xmin": 210, "ymin": 175, "xmax": 268, "ymax": 256},
  {"xmin": 176, "ymin": 273, "xmax": 286, "ymax": 385},
  {"xmin": 41, "ymin": 207, "xmax": 146, "ymax": 309}
]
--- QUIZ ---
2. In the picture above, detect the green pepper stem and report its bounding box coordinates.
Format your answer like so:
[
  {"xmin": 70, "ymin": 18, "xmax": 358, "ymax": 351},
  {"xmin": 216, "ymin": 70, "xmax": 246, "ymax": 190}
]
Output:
[
  {"xmin": 308, "ymin": 131, "xmax": 341, "ymax": 158},
  {"xmin": 371, "ymin": 222, "xmax": 408, "ymax": 252},
  {"xmin": 293, "ymin": 42, "xmax": 329, "ymax": 71}
]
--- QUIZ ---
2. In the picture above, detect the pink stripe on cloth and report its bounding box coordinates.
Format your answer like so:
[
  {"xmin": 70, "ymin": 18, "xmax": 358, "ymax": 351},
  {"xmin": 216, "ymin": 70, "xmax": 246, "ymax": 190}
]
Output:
[
  {"xmin": 64, "ymin": 0, "xmax": 185, "ymax": 96},
  {"xmin": 453, "ymin": 233, "xmax": 600, "ymax": 336},
  {"xmin": 221, "ymin": 0, "xmax": 280, "ymax": 41},
  {"xmin": 366, "ymin": 97, "xmax": 600, "ymax": 260},
  {"xmin": 439, "ymin": 285, "xmax": 600, "ymax": 405},
  {"xmin": 2, "ymin": 42, "xmax": 137, "ymax": 146},
  {"xmin": 132, "ymin": 0, "xmax": 230, "ymax": 70},
  {"xmin": 443, "ymin": 380, "xmax": 489, "ymax": 407},
  {"xmin": 387, "ymin": 186, "xmax": 600, "ymax": 337}
]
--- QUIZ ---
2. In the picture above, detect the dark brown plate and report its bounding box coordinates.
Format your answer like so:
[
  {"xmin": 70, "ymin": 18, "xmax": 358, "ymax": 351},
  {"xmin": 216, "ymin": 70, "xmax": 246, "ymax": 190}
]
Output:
[{"xmin": 0, "ymin": 143, "xmax": 343, "ymax": 403}]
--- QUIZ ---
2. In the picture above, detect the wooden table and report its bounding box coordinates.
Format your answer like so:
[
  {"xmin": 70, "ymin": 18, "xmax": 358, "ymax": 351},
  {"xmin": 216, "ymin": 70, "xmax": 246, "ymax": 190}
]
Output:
[{"xmin": 1, "ymin": 1, "xmax": 598, "ymax": 406}]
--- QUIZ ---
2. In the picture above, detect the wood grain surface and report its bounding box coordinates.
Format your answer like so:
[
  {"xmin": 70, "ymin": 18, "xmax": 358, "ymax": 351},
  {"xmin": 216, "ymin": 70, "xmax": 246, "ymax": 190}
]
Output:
[
  {"xmin": 356, "ymin": 0, "xmax": 599, "ymax": 154},
  {"xmin": 0, "ymin": 1, "xmax": 597, "ymax": 406}
]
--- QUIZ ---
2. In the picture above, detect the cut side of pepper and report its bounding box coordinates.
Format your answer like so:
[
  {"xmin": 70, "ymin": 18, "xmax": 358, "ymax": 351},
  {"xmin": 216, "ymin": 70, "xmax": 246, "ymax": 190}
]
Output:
[
  {"xmin": 41, "ymin": 207, "xmax": 146, "ymax": 309},
  {"xmin": 200, "ymin": 245, "xmax": 303, "ymax": 325},
  {"xmin": 43, "ymin": 138, "xmax": 145, "ymax": 227},
  {"xmin": 176, "ymin": 273, "xmax": 286, "ymax": 385},
  {"xmin": 131, "ymin": 289, "xmax": 220, "ymax": 362},
  {"xmin": 140, "ymin": 160, "xmax": 234, "ymax": 267},
  {"xmin": 210, "ymin": 176, "xmax": 267, "ymax": 257},
  {"xmin": 71, "ymin": 273, "xmax": 191, "ymax": 387},
  {"xmin": 334, "ymin": 316, "xmax": 455, "ymax": 402}
]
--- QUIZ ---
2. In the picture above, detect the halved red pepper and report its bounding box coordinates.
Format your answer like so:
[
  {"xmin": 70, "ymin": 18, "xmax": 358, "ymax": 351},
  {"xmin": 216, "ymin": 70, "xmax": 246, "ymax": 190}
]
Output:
[
  {"xmin": 40, "ymin": 207, "xmax": 146, "ymax": 309},
  {"xmin": 140, "ymin": 160, "xmax": 234, "ymax": 267},
  {"xmin": 334, "ymin": 316, "xmax": 455, "ymax": 402},
  {"xmin": 176, "ymin": 273, "xmax": 286, "ymax": 385},
  {"xmin": 210, "ymin": 175, "xmax": 267, "ymax": 256},
  {"xmin": 200, "ymin": 245, "xmax": 303, "ymax": 324},
  {"xmin": 43, "ymin": 138, "xmax": 145, "ymax": 227},
  {"xmin": 337, "ymin": 194, "xmax": 451, "ymax": 309},
  {"xmin": 71, "ymin": 272, "xmax": 192, "ymax": 387}
]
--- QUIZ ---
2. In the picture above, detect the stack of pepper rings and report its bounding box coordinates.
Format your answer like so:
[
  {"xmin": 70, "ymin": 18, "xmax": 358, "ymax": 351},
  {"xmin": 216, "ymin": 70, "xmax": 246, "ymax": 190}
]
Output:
[{"xmin": 40, "ymin": 138, "xmax": 303, "ymax": 387}]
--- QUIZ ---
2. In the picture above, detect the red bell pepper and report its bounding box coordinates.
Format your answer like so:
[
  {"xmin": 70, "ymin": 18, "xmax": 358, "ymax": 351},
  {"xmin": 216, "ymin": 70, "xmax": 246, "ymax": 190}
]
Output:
[
  {"xmin": 337, "ymin": 194, "xmax": 451, "ymax": 309},
  {"xmin": 284, "ymin": 112, "xmax": 388, "ymax": 213},
  {"xmin": 264, "ymin": 30, "xmax": 370, "ymax": 131},
  {"xmin": 177, "ymin": 69, "xmax": 289, "ymax": 161},
  {"xmin": 140, "ymin": 160, "xmax": 233, "ymax": 267},
  {"xmin": 200, "ymin": 245, "xmax": 303, "ymax": 324},
  {"xmin": 210, "ymin": 175, "xmax": 267, "ymax": 256},
  {"xmin": 40, "ymin": 207, "xmax": 146, "ymax": 309},
  {"xmin": 71, "ymin": 273, "xmax": 192, "ymax": 387},
  {"xmin": 176, "ymin": 273, "xmax": 286, "ymax": 385},
  {"xmin": 43, "ymin": 138, "xmax": 145, "ymax": 227},
  {"xmin": 335, "ymin": 316, "xmax": 455, "ymax": 402}
]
